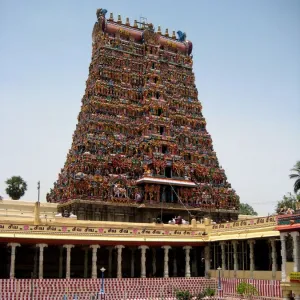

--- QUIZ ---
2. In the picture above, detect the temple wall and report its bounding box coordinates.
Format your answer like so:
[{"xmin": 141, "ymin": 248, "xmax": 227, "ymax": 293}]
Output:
[
  {"xmin": 0, "ymin": 200, "xmax": 57, "ymax": 221},
  {"xmin": 210, "ymin": 269, "xmax": 282, "ymax": 280}
]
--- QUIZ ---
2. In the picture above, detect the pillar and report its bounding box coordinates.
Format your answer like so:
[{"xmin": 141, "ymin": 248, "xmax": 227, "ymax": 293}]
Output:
[
  {"xmin": 63, "ymin": 244, "xmax": 74, "ymax": 279},
  {"xmin": 247, "ymin": 240, "xmax": 255, "ymax": 279},
  {"xmin": 130, "ymin": 247, "xmax": 135, "ymax": 278},
  {"xmin": 232, "ymin": 241, "xmax": 238, "ymax": 278},
  {"xmin": 59, "ymin": 246, "xmax": 63, "ymax": 278},
  {"xmin": 90, "ymin": 245, "xmax": 100, "ymax": 279},
  {"xmin": 162, "ymin": 246, "xmax": 171, "ymax": 278},
  {"xmin": 220, "ymin": 241, "xmax": 226, "ymax": 275},
  {"xmin": 8, "ymin": 243, "xmax": 20, "ymax": 279},
  {"xmin": 269, "ymin": 238, "xmax": 277, "ymax": 280},
  {"xmin": 107, "ymin": 246, "xmax": 113, "ymax": 278},
  {"xmin": 115, "ymin": 245, "xmax": 124, "ymax": 278},
  {"xmin": 280, "ymin": 232, "xmax": 288, "ymax": 282},
  {"xmin": 291, "ymin": 232, "xmax": 300, "ymax": 272},
  {"xmin": 183, "ymin": 246, "xmax": 192, "ymax": 278},
  {"xmin": 83, "ymin": 247, "xmax": 89, "ymax": 278},
  {"xmin": 173, "ymin": 249, "xmax": 177, "ymax": 277},
  {"xmin": 36, "ymin": 244, "xmax": 48, "ymax": 279},
  {"xmin": 204, "ymin": 244, "xmax": 210, "ymax": 278},
  {"xmin": 139, "ymin": 245, "xmax": 149, "ymax": 278},
  {"xmin": 152, "ymin": 247, "xmax": 156, "ymax": 276}
]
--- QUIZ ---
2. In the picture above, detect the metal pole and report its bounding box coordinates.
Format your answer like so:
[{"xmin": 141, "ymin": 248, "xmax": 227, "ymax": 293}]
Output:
[
  {"xmin": 99, "ymin": 267, "xmax": 105, "ymax": 299},
  {"xmin": 101, "ymin": 271, "xmax": 104, "ymax": 293},
  {"xmin": 217, "ymin": 266, "xmax": 222, "ymax": 291},
  {"xmin": 37, "ymin": 181, "xmax": 40, "ymax": 203}
]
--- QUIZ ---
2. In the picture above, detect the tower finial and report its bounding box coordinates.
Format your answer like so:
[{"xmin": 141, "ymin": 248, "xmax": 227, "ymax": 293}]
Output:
[
  {"xmin": 109, "ymin": 12, "xmax": 114, "ymax": 21},
  {"xmin": 134, "ymin": 20, "xmax": 138, "ymax": 28},
  {"xmin": 172, "ymin": 30, "xmax": 176, "ymax": 39},
  {"xmin": 165, "ymin": 28, "xmax": 169, "ymax": 37},
  {"xmin": 117, "ymin": 14, "xmax": 122, "ymax": 24},
  {"xmin": 126, "ymin": 17, "xmax": 130, "ymax": 26},
  {"xmin": 157, "ymin": 25, "xmax": 162, "ymax": 34}
]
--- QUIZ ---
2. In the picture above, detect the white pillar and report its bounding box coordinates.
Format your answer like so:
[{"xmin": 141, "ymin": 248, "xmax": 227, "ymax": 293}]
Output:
[
  {"xmin": 280, "ymin": 232, "xmax": 288, "ymax": 282},
  {"xmin": 232, "ymin": 241, "xmax": 238, "ymax": 278},
  {"xmin": 291, "ymin": 232, "xmax": 300, "ymax": 272},
  {"xmin": 152, "ymin": 248, "xmax": 156, "ymax": 276},
  {"xmin": 220, "ymin": 241, "xmax": 226, "ymax": 275},
  {"xmin": 8, "ymin": 243, "xmax": 20, "ymax": 279},
  {"xmin": 115, "ymin": 245, "xmax": 124, "ymax": 278},
  {"xmin": 36, "ymin": 244, "xmax": 48, "ymax": 279},
  {"xmin": 139, "ymin": 245, "xmax": 149, "ymax": 278},
  {"xmin": 248, "ymin": 240, "xmax": 255, "ymax": 279},
  {"xmin": 107, "ymin": 247, "xmax": 113, "ymax": 278},
  {"xmin": 173, "ymin": 249, "xmax": 177, "ymax": 277},
  {"xmin": 269, "ymin": 238, "xmax": 277, "ymax": 280},
  {"xmin": 83, "ymin": 247, "xmax": 89, "ymax": 278},
  {"xmin": 63, "ymin": 244, "xmax": 74, "ymax": 279},
  {"xmin": 130, "ymin": 247, "xmax": 135, "ymax": 278},
  {"xmin": 90, "ymin": 245, "xmax": 100, "ymax": 279},
  {"xmin": 162, "ymin": 246, "xmax": 171, "ymax": 278},
  {"xmin": 204, "ymin": 245, "xmax": 210, "ymax": 278},
  {"xmin": 183, "ymin": 246, "xmax": 192, "ymax": 278},
  {"xmin": 59, "ymin": 246, "xmax": 63, "ymax": 278}
]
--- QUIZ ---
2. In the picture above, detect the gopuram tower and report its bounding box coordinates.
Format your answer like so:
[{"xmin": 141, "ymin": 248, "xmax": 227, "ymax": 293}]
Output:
[{"xmin": 47, "ymin": 9, "xmax": 240, "ymax": 223}]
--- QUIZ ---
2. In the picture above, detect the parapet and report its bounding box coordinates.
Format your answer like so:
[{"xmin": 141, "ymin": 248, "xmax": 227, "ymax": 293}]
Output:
[{"xmin": 93, "ymin": 8, "xmax": 193, "ymax": 55}]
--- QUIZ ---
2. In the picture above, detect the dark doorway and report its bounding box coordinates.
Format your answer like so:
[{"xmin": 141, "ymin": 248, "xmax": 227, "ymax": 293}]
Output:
[
  {"xmin": 162, "ymin": 145, "xmax": 168, "ymax": 154},
  {"xmin": 165, "ymin": 166, "xmax": 172, "ymax": 178},
  {"xmin": 160, "ymin": 126, "xmax": 165, "ymax": 135},
  {"xmin": 165, "ymin": 186, "xmax": 172, "ymax": 202}
]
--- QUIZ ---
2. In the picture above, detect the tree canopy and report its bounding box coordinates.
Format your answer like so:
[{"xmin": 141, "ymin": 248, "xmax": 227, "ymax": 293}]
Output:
[
  {"xmin": 275, "ymin": 193, "xmax": 300, "ymax": 213},
  {"xmin": 239, "ymin": 203, "xmax": 258, "ymax": 216},
  {"xmin": 5, "ymin": 176, "xmax": 27, "ymax": 200},
  {"xmin": 290, "ymin": 161, "xmax": 300, "ymax": 194}
]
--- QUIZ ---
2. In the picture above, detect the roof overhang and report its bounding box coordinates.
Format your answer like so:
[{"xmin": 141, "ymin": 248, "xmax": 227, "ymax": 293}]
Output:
[{"xmin": 136, "ymin": 176, "xmax": 197, "ymax": 187}]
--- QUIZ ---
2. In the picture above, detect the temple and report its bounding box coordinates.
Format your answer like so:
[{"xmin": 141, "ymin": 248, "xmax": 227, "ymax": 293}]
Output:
[
  {"xmin": 46, "ymin": 8, "xmax": 239, "ymax": 224},
  {"xmin": 1, "ymin": 8, "xmax": 300, "ymax": 300}
]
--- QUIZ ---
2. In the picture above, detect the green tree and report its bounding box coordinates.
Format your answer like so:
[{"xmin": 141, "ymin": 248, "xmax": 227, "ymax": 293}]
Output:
[
  {"xmin": 239, "ymin": 203, "xmax": 258, "ymax": 215},
  {"xmin": 290, "ymin": 161, "xmax": 300, "ymax": 194},
  {"xmin": 275, "ymin": 193, "xmax": 300, "ymax": 213},
  {"xmin": 5, "ymin": 176, "xmax": 27, "ymax": 200}
]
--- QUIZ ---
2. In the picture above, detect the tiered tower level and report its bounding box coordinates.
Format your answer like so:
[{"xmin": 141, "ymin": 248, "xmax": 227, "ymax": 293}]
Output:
[{"xmin": 47, "ymin": 9, "xmax": 240, "ymax": 222}]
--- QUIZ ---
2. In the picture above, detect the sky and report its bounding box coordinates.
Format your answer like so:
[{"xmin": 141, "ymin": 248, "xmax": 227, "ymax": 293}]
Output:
[{"xmin": 0, "ymin": 0, "xmax": 299, "ymax": 216}]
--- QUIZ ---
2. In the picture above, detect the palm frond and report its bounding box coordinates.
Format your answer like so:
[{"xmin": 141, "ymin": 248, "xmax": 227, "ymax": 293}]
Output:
[
  {"xmin": 290, "ymin": 174, "xmax": 300, "ymax": 179},
  {"xmin": 290, "ymin": 161, "xmax": 300, "ymax": 172},
  {"xmin": 294, "ymin": 178, "xmax": 300, "ymax": 194}
]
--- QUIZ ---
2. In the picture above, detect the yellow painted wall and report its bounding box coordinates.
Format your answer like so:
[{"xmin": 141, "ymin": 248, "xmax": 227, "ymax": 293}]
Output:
[
  {"xmin": 210, "ymin": 270, "xmax": 282, "ymax": 280},
  {"xmin": 211, "ymin": 262, "xmax": 295, "ymax": 281}
]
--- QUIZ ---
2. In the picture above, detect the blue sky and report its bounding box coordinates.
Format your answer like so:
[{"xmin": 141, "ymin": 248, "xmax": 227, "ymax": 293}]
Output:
[{"xmin": 0, "ymin": 0, "xmax": 299, "ymax": 216}]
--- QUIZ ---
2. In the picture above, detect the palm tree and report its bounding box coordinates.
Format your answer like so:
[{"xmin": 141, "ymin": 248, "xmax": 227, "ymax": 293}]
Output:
[
  {"xmin": 290, "ymin": 161, "xmax": 300, "ymax": 194},
  {"xmin": 5, "ymin": 176, "xmax": 27, "ymax": 200}
]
